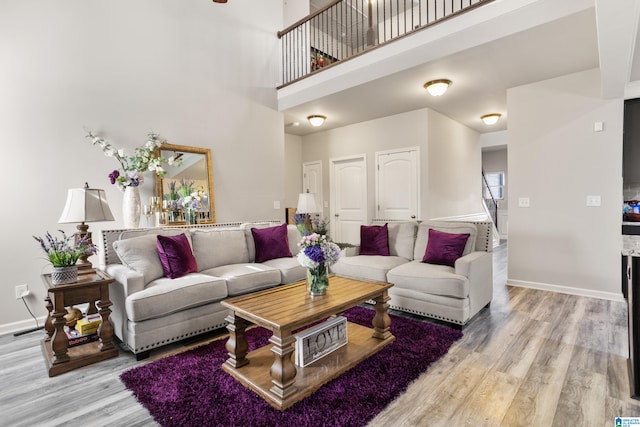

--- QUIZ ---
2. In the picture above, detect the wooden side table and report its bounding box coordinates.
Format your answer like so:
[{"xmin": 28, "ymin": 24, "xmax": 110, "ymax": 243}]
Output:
[{"xmin": 41, "ymin": 269, "xmax": 118, "ymax": 377}]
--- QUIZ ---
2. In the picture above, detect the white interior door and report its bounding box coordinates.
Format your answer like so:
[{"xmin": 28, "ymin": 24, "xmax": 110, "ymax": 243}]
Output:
[
  {"xmin": 375, "ymin": 147, "xmax": 420, "ymax": 220},
  {"xmin": 330, "ymin": 155, "xmax": 367, "ymax": 244},
  {"xmin": 302, "ymin": 161, "xmax": 323, "ymax": 216}
]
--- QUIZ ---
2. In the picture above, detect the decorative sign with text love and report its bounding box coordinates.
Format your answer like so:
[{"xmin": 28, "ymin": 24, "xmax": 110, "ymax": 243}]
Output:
[{"xmin": 295, "ymin": 316, "xmax": 348, "ymax": 367}]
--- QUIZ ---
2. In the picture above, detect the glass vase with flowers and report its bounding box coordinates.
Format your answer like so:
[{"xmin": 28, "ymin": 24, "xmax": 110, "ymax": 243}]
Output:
[
  {"xmin": 178, "ymin": 178, "xmax": 207, "ymax": 224},
  {"xmin": 297, "ymin": 233, "xmax": 341, "ymax": 296}
]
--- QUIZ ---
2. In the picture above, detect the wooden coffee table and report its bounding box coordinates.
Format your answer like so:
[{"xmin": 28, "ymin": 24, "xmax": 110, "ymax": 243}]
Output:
[{"xmin": 220, "ymin": 275, "xmax": 395, "ymax": 410}]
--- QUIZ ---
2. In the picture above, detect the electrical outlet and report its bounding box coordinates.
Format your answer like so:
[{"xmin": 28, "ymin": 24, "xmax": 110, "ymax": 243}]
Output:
[{"xmin": 15, "ymin": 284, "xmax": 28, "ymax": 300}]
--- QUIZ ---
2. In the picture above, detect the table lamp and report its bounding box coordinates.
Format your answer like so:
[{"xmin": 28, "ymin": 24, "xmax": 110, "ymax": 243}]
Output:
[
  {"xmin": 58, "ymin": 183, "xmax": 115, "ymax": 270},
  {"xmin": 296, "ymin": 191, "xmax": 319, "ymax": 234}
]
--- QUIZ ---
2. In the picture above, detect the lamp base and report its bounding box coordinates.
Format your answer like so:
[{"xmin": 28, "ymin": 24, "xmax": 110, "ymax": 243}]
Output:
[
  {"xmin": 75, "ymin": 223, "xmax": 95, "ymax": 273},
  {"xmin": 77, "ymin": 262, "xmax": 95, "ymax": 274}
]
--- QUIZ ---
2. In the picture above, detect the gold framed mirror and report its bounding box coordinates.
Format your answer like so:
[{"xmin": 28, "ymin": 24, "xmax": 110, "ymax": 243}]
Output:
[{"xmin": 154, "ymin": 144, "xmax": 215, "ymax": 224}]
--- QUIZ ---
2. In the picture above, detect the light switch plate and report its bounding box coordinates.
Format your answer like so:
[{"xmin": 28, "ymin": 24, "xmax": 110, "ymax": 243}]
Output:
[
  {"xmin": 586, "ymin": 195, "xmax": 601, "ymax": 206},
  {"xmin": 518, "ymin": 197, "xmax": 530, "ymax": 208},
  {"xmin": 273, "ymin": 201, "xmax": 281, "ymax": 210}
]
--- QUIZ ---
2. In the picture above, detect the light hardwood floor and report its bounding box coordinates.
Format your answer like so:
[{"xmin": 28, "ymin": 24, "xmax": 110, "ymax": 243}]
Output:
[{"xmin": 1, "ymin": 243, "xmax": 639, "ymax": 426}]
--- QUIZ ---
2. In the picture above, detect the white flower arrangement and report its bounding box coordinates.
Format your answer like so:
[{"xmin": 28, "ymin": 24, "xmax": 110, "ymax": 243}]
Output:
[{"xmin": 86, "ymin": 130, "xmax": 181, "ymax": 190}]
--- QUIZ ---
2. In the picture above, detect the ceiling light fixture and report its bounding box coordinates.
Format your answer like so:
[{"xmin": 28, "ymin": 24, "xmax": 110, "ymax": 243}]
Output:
[
  {"xmin": 481, "ymin": 113, "xmax": 501, "ymax": 125},
  {"xmin": 307, "ymin": 115, "xmax": 327, "ymax": 127},
  {"xmin": 423, "ymin": 79, "xmax": 451, "ymax": 97}
]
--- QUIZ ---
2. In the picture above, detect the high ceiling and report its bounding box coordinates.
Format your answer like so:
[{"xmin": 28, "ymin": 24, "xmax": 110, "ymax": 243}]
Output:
[{"xmin": 280, "ymin": 1, "xmax": 610, "ymax": 136}]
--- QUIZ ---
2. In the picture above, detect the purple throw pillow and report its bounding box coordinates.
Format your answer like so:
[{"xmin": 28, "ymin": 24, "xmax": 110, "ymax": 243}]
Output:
[
  {"xmin": 422, "ymin": 228, "xmax": 470, "ymax": 267},
  {"xmin": 251, "ymin": 223, "xmax": 292, "ymax": 263},
  {"xmin": 360, "ymin": 223, "xmax": 390, "ymax": 256},
  {"xmin": 156, "ymin": 233, "xmax": 198, "ymax": 279}
]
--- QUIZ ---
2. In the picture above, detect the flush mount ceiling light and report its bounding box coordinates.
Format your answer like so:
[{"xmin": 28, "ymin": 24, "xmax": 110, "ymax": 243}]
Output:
[
  {"xmin": 423, "ymin": 79, "xmax": 451, "ymax": 97},
  {"xmin": 481, "ymin": 113, "xmax": 502, "ymax": 125},
  {"xmin": 307, "ymin": 115, "xmax": 327, "ymax": 127}
]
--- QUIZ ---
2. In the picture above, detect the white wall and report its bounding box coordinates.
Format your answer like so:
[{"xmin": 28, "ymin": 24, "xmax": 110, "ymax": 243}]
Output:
[
  {"xmin": 299, "ymin": 108, "xmax": 483, "ymax": 224},
  {"xmin": 507, "ymin": 68, "xmax": 623, "ymax": 300},
  {"xmin": 426, "ymin": 109, "xmax": 484, "ymax": 219},
  {"xmin": 284, "ymin": 133, "xmax": 303, "ymax": 211},
  {"xmin": 480, "ymin": 130, "xmax": 508, "ymax": 150},
  {"xmin": 0, "ymin": 0, "xmax": 284, "ymax": 332}
]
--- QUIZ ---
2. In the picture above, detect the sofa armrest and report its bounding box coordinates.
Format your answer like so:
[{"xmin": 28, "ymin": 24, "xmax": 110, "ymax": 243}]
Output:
[
  {"xmin": 104, "ymin": 263, "xmax": 146, "ymax": 346},
  {"xmin": 455, "ymin": 251, "xmax": 493, "ymax": 317},
  {"xmin": 454, "ymin": 251, "xmax": 489, "ymax": 277},
  {"xmin": 105, "ymin": 264, "xmax": 146, "ymax": 297}
]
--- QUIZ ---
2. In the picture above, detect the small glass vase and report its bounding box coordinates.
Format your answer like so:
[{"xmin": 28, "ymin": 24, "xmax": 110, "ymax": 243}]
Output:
[
  {"xmin": 307, "ymin": 263, "xmax": 329, "ymax": 296},
  {"xmin": 51, "ymin": 266, "xmax": 78, "ymax": 285},
  {"xmin": 184, "ymin": 208, "xmax": 197, "ymax": 225}
]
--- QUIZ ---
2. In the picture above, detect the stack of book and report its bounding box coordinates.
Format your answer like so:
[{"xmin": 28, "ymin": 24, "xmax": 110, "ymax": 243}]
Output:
[{"xmin": 65, "ymin": 314, "xmax": 102, "ymax": 347}]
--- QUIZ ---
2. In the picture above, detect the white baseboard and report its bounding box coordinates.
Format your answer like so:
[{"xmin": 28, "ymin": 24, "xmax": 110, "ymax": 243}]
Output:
[
  {"xmin": 0, "ymin": 316, "xmax": 47, "ymax": 336},
  {"xmin": 507, "ymin": 279, "xmax": 625, "ymax": 302}
]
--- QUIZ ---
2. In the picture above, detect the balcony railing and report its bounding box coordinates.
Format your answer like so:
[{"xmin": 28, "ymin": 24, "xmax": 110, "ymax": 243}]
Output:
[{"xmin": 278, "ymin": 0, "xmax": 494, "ymax": 87}]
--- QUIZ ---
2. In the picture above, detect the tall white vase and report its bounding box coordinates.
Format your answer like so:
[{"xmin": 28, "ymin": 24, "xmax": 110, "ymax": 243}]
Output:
[{"xmin": 122, "ymin": 186, "xmax": 141, "ymax": 228}]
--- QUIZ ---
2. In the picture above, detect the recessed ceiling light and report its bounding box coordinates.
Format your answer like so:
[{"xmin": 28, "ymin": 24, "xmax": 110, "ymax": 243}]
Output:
[
  {"xmin": 423, "ymin": 79, "xmax": 451, "ymax": 97},
  {"xmin": 481, "ymin": 114, "xmax": 501, "ymax": 125},
  {"xmin": 307, "ymin": 115, "xmax": 327, "ymax": 127}
]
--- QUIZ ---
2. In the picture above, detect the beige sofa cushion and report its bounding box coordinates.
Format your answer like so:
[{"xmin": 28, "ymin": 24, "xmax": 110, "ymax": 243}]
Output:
[
  {"xmin": 380, "ymin": 221, "xmax": 418, "ymax": 260},
  {"xmin": 201, "ymin": 263, "xmax": 282, "ymax": 296},
  {"xmin": 191, "ymin": 229, "xmax": 250, "ymax": 271},
  {"xmin": 113, "ymin": 234, "xmax": 165, "ymax": 285},
  {"xmin": 330, "ymin": 255, "xmax": 409, "ymax": 283},
  {"xmin": 413, "ymin": 221, "xmax": 477, "ymax": 261},
  {"xmin": 386, "ymin": 260, "xmax": 470, "ymax": 299},
  {"xmin": 126, "ymin": 273, "xmax": 228, "ymax": 322},
  {"xmin": 262, "ymin": 257, "xmax": 306, "ymax": 284}
]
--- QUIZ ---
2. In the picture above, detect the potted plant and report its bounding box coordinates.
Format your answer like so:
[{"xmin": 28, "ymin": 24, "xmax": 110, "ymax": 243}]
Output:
[{"xmin": 33, "ymin": 230, "xmax": 97, "ymax": 285}]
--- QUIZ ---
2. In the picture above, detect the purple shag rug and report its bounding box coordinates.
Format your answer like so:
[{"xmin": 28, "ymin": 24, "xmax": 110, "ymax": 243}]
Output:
[{"xmin": 120, "ymin": 306, "xmax": 462, "ymax": 427}]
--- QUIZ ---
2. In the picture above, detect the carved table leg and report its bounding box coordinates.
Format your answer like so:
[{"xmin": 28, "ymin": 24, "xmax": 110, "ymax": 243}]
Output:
[
  {"xmin": 268, "ymin": 331, "xmax": 297, "ymax": 399},
  {"xmin": 224, "ymin": 313, "xmax": 249, "ymax": 368},
  {"xmin": 372, "ymin": 290, "xmax": 393, "ymax": 340},
  {"xmin": 97, "ymin": 290, "xmax": 115, "ymax": 352},
  {"xmin": 51, "ymin": 297, "xmax": 70, "ymax": 365},
  {"xmin": 86, "ymin": 300, "xmax": 98, "ymax": 315},
  {"xmin": 44, "ymin": 295, "xmax": 54, "ymax": 341}
]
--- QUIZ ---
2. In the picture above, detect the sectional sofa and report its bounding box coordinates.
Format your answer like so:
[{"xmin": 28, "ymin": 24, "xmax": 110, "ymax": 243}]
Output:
[
  {"xmin": 330, "ymin": 220, "xmax": 493, "ymax": 326},
  {"xmin": 100, "ymin": 219, "xmax": 492, "ymax": 359}
]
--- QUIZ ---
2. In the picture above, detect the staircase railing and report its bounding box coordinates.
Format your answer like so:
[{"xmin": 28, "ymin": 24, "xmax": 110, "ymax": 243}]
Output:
[
  {"xmin": 278, "ymin": 0, "xmax": 494, "ymax": 87},
  {"xmin": 482, "ymin": 170, "xmax": 498, "ymax": 232}
]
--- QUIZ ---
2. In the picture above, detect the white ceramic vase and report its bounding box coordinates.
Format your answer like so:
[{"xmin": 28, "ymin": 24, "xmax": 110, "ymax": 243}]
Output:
[
  {"xmin": 123, "ymin": 186, "xmax": 142, "ymax": 228},
  {"xmin": 51, "ymin": 266, "xmax": 78, "ymax": 285}
]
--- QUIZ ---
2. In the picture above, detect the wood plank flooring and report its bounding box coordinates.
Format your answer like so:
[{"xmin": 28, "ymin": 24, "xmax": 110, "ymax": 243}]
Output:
[{"xmin": 1, "ymin": 243, "xmax": 639, "ymax": 426}]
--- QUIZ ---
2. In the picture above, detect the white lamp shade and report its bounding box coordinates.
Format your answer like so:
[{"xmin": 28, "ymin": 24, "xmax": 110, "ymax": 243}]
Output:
[
  {"xmin": 296, "ymin": 192, "xmax": 318, "ymax": 214},
  {"xmin": 58, "ymin": 187, "xmax": 115, "ymax": 223}
]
